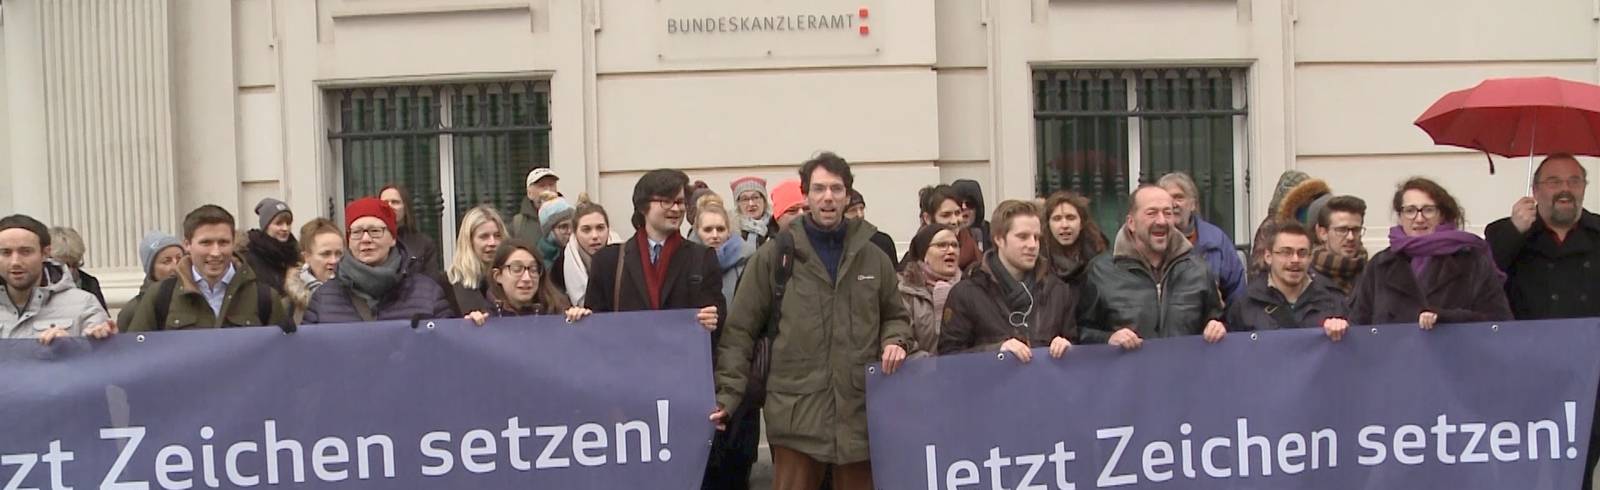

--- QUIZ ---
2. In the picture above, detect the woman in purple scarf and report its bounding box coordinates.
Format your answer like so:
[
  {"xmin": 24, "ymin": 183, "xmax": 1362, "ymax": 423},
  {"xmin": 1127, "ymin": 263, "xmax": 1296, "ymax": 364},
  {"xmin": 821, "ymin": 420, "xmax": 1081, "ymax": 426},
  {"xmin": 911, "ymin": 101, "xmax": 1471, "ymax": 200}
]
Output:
[{"xmin": 1349, "ymin": 178, "xmax": 1512, "ymax": 328}]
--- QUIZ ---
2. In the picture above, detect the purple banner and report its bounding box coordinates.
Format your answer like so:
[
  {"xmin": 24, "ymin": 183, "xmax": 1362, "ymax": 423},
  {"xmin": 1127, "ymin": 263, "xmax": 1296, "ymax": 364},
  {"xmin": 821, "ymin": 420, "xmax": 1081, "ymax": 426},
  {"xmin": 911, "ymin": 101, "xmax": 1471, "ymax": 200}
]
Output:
[
  {"xmin": 868, "ymin": 319, "xmax": 1600, "ymax": 490},
  {"xmin": 0, "ymin": 310, "xmax": 715, "ymax": 489}
]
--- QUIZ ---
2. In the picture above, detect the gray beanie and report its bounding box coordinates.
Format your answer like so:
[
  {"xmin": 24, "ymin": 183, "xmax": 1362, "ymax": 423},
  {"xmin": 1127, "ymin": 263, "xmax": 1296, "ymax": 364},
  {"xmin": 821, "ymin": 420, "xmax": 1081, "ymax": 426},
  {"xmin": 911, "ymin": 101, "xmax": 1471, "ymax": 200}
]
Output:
[
  {"xmin": 254, "ymin": 198, "xmax": 292, "ymax": 231},
  {"xmin": 138, "ymin": 231, "xmax": 183, "ymax": 279}
]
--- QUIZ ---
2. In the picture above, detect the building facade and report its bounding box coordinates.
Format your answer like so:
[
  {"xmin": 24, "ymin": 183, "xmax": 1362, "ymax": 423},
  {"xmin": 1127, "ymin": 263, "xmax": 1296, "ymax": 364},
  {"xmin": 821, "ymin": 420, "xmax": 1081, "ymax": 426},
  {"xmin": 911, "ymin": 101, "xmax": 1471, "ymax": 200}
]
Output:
[{"xmin": 2, "ymin": 0, "xmax": 1597, "ymax": 306}]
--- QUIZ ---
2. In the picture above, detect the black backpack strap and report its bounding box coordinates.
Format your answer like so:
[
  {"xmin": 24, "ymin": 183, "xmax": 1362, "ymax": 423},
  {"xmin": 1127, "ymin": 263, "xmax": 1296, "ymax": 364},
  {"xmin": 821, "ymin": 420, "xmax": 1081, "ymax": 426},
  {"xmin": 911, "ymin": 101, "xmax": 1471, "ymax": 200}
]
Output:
[
  {"xmin": 153, "ymin": 278, "xmax": 179, "ymax": 331},
  {"xmin": 256, "ymin": 283, "xmax": 273, "ymax": 326},
  {"xmin": 764, "ymin": 232, "xmax": 797, "ymax": 339}
]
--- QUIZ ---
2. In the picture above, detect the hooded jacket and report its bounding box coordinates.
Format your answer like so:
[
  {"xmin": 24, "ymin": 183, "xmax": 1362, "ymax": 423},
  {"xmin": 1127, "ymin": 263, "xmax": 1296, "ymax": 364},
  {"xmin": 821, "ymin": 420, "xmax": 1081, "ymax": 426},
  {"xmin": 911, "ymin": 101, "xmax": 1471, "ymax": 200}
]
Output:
[
  {"xmin": 1078, "ymin": 225, "xmax": 1224, "ymax": 342},
  {"xmin": 0, "ymin": 259, "xmax": 109, "ymax": 339},
  {"xmin": 938, "ymin": 251, "xmax": 1077, "ymax": 354},
  {"xmin": 951, "ymin": 179, "xmax": 991, "ymax": 249},
  {"xmin": 1250, "ymin": 176, "xmax": 1327, "ymax": 276}
]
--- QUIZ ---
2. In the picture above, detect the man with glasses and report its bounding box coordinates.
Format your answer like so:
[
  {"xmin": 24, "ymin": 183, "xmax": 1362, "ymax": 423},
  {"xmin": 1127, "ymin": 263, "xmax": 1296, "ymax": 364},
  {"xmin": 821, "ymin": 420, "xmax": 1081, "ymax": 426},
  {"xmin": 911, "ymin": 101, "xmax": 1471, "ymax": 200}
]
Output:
[
  {"xmin": 714, "ymin": 152, "xmax": 911, "ymax": 490},
  {"xmin": 1310, "ymin": 195, "xmax": 1369, "ymax": 296},
  {"xmin": 1226, "ymin": 220, "xmax": 1349, "ymax": 336},
  {"xmin": 1487, "ymin": 153, "xmax": 1600, "ymax": 320},
  {"xmin": 581, "ymin": 169, "xmax": 732, "ymax": 487}
]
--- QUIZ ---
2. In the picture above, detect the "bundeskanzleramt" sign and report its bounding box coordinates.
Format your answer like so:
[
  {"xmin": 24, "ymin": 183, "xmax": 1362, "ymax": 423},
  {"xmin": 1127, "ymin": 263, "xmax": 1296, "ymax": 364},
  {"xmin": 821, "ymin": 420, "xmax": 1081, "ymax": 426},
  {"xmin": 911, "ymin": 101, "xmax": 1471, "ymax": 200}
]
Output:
[{"xmin": 666, "ymin": 13, "xmax": 859, "ymax": 35}]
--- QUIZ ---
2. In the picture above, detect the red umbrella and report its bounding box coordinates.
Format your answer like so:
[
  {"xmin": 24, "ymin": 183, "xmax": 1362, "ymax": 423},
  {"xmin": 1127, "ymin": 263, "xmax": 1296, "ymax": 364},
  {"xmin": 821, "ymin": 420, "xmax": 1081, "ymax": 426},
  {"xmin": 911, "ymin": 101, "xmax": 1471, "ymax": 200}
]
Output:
[{"xmin": 1414, "ymin": 76, "xmax": 1600, "ymax": 176}]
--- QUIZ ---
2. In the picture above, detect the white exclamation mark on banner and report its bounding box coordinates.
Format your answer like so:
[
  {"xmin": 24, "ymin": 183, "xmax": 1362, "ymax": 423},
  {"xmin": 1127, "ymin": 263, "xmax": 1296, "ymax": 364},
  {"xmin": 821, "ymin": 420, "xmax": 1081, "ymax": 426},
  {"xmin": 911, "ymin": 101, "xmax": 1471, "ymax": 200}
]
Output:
[
  {"xmin": 657, "ymin": 400, "xmax": 673, "ymax": 462},
  {"xmin": 1566, "ymin": 401, "xmax": 1579, "ymax": 459}
]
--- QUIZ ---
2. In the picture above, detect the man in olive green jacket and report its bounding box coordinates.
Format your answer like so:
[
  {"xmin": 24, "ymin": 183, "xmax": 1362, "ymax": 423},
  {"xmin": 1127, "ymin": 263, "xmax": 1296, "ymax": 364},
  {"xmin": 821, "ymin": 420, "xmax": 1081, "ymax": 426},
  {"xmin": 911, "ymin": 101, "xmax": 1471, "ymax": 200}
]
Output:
[
  {"xmin": 127, "ymin": 205, "xmax": 288, "ymax": 331},
  {"xmin": 712, "ymin": 153, "xmax": 912, "ymax": 490}
]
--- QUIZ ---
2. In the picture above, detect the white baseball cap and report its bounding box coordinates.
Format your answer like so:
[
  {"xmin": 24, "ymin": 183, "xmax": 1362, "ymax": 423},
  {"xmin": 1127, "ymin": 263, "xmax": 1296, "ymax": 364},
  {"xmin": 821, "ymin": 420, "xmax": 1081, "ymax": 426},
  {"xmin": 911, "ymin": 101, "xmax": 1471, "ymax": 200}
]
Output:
[{"xmin": 526, "ymin": 168, "xmax": 559, "ymax": 187}]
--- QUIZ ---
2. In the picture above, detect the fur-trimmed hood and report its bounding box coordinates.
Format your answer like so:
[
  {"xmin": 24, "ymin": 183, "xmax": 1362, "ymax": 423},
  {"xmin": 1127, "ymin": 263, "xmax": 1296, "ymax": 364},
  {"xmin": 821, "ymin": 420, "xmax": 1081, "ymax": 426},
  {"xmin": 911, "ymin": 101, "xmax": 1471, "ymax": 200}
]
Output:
[{"xmin": 1276, "ymin": 178, "xmax": 1331, "ymax": 223}]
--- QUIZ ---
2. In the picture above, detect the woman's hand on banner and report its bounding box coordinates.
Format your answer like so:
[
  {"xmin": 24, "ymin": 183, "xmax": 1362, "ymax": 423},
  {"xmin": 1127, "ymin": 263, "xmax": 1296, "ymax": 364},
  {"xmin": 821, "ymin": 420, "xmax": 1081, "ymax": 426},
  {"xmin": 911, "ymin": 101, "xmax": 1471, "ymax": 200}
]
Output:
[{"xmin": 565, "ymin": 307, "xmax": 593, "ymax": 323}]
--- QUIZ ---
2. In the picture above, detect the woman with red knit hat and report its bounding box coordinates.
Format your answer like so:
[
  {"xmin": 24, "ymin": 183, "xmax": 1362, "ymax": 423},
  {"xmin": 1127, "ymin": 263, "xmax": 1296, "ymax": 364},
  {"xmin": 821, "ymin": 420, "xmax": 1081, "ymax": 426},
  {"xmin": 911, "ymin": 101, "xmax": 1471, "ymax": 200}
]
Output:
[{"xmin": 303, "ymin": 197, "xmax": 455, "ymax": 323}]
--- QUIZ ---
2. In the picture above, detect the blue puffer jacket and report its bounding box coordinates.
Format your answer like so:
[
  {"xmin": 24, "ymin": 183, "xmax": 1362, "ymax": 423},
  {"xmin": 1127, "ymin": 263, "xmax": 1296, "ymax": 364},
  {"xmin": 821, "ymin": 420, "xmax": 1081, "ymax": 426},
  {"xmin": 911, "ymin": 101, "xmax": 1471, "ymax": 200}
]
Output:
[
  {"xmin": 303, "ymin": 253, "xmax": 455, "ymax": 324},
  {"xmin": 1192, "ymin": 216, "xmax": 1246, "ymax": 303}
]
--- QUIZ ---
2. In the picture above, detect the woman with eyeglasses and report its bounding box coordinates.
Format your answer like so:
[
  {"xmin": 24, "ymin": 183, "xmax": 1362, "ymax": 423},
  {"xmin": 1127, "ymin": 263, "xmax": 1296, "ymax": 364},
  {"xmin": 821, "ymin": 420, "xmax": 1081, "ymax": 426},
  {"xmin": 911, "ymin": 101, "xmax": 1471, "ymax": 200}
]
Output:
[
  {"xmin": 1349, "ymin": 177, "xmax": 1511, "ymax": 329},
  {"xmin": 304, "ymin": 197, "xmax": 455, "ymax": 324},
  {"xmin": 465, "ymin": 239, "xmax": 592, "ymax": 325},
  {"xmin": 896, "ymin": 223, "xmax": 963, "ymax": 356}
]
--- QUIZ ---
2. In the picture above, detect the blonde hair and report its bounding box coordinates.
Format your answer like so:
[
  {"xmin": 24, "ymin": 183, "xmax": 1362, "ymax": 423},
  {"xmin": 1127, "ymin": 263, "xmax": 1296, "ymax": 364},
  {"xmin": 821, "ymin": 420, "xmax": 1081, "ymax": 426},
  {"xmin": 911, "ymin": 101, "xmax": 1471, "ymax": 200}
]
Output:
[
  {"xmin": 48, "ymin": 227, "xmax": 86, "ymax": 268},
  {"xmin": 694, "ymin": 195, "xmax": 733, "ymax": 237},
  {"xmin": 448, "ymin": 205, "xmax": 509, "ymax": 289}
]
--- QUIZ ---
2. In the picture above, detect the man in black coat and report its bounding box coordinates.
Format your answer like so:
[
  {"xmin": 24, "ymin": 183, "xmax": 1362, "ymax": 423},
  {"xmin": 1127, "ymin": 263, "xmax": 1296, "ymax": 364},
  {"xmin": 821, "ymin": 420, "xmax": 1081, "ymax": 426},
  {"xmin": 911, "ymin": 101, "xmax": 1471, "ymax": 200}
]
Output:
[
  {"xmin": 1486, "ymin": 154, "xmax": 1600, "ymax": 320},
  {"xmin": 582, "ymin": 169, "xmax": 740, "ymax": 489},
  {"xmin": 1224, "ymin": 220, "xmax": 1349, "ymax": 338},
  {"xmin": 1484, "ymin": 154, "xmax": 1600, "ymax": 490},
  {"xmin": 939, "ymin": 200, "xmax": 1076, "ymax": 361}
]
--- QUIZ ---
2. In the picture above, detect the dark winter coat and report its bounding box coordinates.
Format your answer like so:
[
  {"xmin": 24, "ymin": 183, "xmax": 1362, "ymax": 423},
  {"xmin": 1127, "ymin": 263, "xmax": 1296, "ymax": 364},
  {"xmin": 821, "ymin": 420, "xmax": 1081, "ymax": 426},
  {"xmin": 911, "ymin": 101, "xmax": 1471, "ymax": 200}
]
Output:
[
  {"xmin": 1224, "ymin": 276, "xmax": 1347, "ymax": 331},
  {"xmin": 938, "ymin": 254, "xmax": 1077, "ymax": 354},
  {"xmin": 396, "ymin": 227, "xmax": 441, "ymax": 275},
  {"xmin": 583, "ymin": 235, "xmax": 725, "ymax": 316},
  {"xmin": 1348, "ymin": 247, "xmax": 1513, "ymax": 326},
  {"xmin": 451, "ymin": 281, "xmax": 494, "ymax": 316},
  {"xmin": 243, "ymin": 229, "xmax": 299, "ymax": 295},
  {"xmin": 1078, "ymin": 226, "xmax": 1224, "ymax": 342},
  {"xmin": 303, "ymin": 253, "xmax": 455, "ymax": 324},
  {"xmin": 1485, "ymin": 211, "xmax": 1600, "ymax": 320}
]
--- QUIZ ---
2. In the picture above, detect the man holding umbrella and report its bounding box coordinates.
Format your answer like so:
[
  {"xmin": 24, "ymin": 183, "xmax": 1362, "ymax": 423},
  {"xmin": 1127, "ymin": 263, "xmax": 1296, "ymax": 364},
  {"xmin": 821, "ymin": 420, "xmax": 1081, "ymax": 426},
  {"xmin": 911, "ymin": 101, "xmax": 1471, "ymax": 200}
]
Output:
[{"xmin": 1486, "ymin": 153, "xmax": 1600, "ymax": 320}]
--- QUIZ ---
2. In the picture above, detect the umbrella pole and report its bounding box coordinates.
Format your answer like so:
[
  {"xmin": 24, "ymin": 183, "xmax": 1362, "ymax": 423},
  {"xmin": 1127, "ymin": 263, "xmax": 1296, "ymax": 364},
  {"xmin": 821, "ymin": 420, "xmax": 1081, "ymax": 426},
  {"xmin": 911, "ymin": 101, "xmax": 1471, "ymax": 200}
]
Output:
[{"xmin": 1526, "ymin": 109, "xmax": 1538, "ymax": 189}]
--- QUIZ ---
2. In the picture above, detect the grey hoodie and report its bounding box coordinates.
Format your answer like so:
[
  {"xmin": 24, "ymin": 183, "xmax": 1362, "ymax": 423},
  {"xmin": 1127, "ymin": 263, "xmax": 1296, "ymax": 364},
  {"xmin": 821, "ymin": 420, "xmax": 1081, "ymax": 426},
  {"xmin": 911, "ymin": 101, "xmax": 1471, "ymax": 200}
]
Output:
[{"xmin": 1, "ymin": 259, "xmax": 110, "ymax": 339}]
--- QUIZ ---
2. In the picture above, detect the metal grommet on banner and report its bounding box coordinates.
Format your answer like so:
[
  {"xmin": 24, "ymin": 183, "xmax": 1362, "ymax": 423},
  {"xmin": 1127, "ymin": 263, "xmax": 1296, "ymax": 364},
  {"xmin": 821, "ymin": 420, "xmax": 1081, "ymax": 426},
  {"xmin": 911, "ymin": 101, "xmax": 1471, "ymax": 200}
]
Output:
[
  {"xmin": 1249, "ymin": 333, "xmax": 1259, "ymax": 341},
  {"xmin": 866, "ymin": 366, "xmax": 876, "ymax": 375},
  {"xmin": 996, "ymin": 353, "xmax": 1006, "ymax": 361},
  {"xmin": 135, "ymin": 334, "xmax": 146, "ymax": 343},
  {"xmin": 1370, "ymin": 328, "xmax": 1379, "ymax": 335},
  {"xmin": 1491, "ymin": 324, "xmax": 1500, "ymax": 332},
  {"xmin": 426, "ymin": 321, "xmax": 436, "ymax": 330}
]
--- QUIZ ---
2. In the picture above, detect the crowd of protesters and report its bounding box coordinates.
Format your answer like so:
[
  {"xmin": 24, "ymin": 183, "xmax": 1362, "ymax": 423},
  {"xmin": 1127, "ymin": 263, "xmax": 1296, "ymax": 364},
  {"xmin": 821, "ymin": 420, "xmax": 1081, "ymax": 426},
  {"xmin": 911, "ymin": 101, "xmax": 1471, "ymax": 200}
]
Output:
[{"xmin": 6, "ymin": 151, "xmax": 1597, "ymax": 490}]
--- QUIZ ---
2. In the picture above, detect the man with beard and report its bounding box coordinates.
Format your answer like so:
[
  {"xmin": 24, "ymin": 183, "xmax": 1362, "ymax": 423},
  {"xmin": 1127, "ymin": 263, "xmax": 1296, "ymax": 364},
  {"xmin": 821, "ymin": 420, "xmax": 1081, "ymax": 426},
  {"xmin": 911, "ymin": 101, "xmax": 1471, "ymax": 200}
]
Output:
[
  {"xmin": 1310, "ymin": 196, "xmax": 1368, "ymax": 297},
  {"xmin": 1078, "ymin": 185, "xmax": 1227, "ymax": 349},
  {"xmin": 1158, "ymin": 172, "xmax": 1246, "ymax": 302},
  {"xmin": 1224, "ymin": 220, "xmax": 1349, "ymax": 336},
  {"xmin": 713, "ymin": 152, "xmax": 911, "ymax": 490},
  {"xmin": 0, "ymin": 215, "xmax": 115, "ymax": 344},
  {"xmin": 1486, "ymin": 154, "xmax": 1600, "ymax": 320}
]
